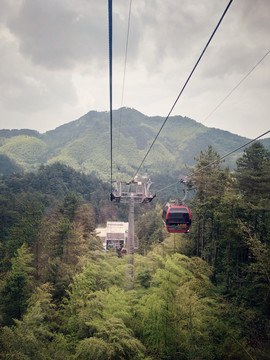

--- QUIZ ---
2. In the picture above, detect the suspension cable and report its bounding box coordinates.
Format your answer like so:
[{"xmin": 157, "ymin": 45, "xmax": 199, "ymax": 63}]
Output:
[
  {"xmin": 117, "ymin": 0, "xmax": 133, "ymax": 164},
  {"xmin": 187, "ymin": 130, "xmax": 270, "ymax": 180},
  {"xmin": 201, "ymin": 49, "xmax": 270, "ymax": 124},
  {"xmin": 155, "ymin": 129, "xmax": 270, "ymax": 194},
  {"xmin": 132, "ymin": 0, "xmax": 234, "ymax": 181},
  {"xmin": 108, "ymin": 0, "xmax": 113, "ymax": 193},
  {"xmin": 120, "ymin": 0, "xmax": 132, "ymax": 110}
]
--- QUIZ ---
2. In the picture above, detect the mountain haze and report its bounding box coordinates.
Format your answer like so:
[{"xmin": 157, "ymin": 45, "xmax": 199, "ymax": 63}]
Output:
[{"xmin": 1, "ymin": 108, "xmax": 269, "ymax": 181}]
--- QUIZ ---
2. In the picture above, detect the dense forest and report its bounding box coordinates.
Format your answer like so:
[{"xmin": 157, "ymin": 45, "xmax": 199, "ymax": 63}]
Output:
[
  {"xmin": 0, "ymin": 142, "xmax": 270, "ymax": 359},
  {"xmin": 2, "ymin": 108, "xmax": 270, "ymax": 181}
]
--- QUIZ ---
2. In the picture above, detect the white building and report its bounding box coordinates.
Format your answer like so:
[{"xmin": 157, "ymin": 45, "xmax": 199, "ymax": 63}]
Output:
[{"xmin": 96, "ymin": 221, "xmax": 129, "ymax": 251}]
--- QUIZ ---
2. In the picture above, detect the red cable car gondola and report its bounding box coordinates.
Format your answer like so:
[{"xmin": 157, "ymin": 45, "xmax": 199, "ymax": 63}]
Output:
[{"xmin": 162, "ymin": 203, "xmax": 192, "ymax": 233}]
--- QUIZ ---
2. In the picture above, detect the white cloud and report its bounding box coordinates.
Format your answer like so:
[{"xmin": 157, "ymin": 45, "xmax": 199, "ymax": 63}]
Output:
[{"xmin": 0, "ymin": 0, "xmax": 269, "ymax": 139}]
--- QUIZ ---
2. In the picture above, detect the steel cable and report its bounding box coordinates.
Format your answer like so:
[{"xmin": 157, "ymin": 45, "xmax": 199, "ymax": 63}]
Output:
[{"xmin": 132, "ymin": 0, "xmax": 234, "ymax": 181}]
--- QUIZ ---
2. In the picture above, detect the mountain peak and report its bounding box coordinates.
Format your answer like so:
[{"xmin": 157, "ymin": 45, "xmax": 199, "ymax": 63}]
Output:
[{"xmin": 1, "ymin": 108, "xmax": 269, "ymax": 178}]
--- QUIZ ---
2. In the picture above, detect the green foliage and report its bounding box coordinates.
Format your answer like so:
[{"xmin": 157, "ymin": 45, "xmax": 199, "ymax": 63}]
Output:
[
  {"xmin": 0, "ymin": 162, "xmax": 110, "ymax": 208},
  {"xmin": 134, "ymin": 254, "xmax": 233, "ymax": 359},
  {"xmin": 60, "ymin": 193, "xmax": 80, "ymax": 221},
  {"xmin": 189, "ymin": 146, "xmax": 230, "ymax": 264},
  {"xmin": 0, "ymin": 163, "xmax": 111, "ymax": 272},
  {"xmin": 65, "ymin": 258, "xmax": 133, "ymax": 331},
  {"xmin": 7, "ymin": 198, "xmax": 44, "ymax": 256},
  {"xmin": 135, "ymin": 204, "xmax": 165, "ymax": 255},
  {"xmin": 75, "ymin": 318, "xmax": 145, "ymax": 360},
  {"xmin": 0, "ymin": 135, "xmax": 47, "ymax": 170},
  {"xmin": 0, "ymin": 244, "xmax": 34, "ymax": 325},
  {"xmin": 136, "ymin": 269, "xmax": 152, "ymax": 288},
  {"xmin": 2, "ymin": 108, "xmax": 267, "ymax": 179},
  {"xmin": 0, "ymin": 283, "xmax": 70, "ymax": 359},
  {"xmin": 35, "ymin": 201, "xmax": 102, "ymax": 303},
  {"xmin": 75, "ymin": 337, "xmax": 111, "ymax": 360},
  {"xmin": 0, "ymin": 154, "xmax": 23, "ymax": 175},
  {"xmin": 1, "ymin": 140, "xmax": 270, "ymax": 359},
  {"xmin": 236, "ymin": 142, "xmax": 270, "ymax": 207}
]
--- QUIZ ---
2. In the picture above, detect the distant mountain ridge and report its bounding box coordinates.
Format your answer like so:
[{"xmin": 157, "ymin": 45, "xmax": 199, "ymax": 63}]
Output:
[{"xmin": 1, "ymin": 108, "xmax": 269, "ymax": 181}]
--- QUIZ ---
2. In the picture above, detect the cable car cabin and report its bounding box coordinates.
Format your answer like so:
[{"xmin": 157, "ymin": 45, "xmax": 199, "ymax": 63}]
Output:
[{"xmin": 162, "ymin": 204, "xmax": 192, "ymax": 233}]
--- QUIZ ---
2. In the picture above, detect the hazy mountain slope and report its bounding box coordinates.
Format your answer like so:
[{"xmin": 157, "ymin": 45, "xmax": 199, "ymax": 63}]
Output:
[
  {"xmin": 0, "ymin": 108, "xmax": 269, "ymax": 178},
  {"xmin": 0, "ymin": 154, "xmax": 23, "ymax": 174},
  {"xmin": 0, "ymin": 135, "xmax": 48, "ymax": 170}
]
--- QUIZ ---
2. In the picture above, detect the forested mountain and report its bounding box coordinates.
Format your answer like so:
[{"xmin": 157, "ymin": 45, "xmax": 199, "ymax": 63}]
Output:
[
  {"xmin": 0, "ymin": 142, "xmax": 270, "ymax": 359},
  {"xmin": 0, "ymin": 154, "xmax": 23, "ymax": 175},
  {"xmin": 1, "ymin": 107, "xmax": 269, "ymax": 179},
  {"xmin": 1, "ymin": 107, "xmax": 270, "ymax": 358}
]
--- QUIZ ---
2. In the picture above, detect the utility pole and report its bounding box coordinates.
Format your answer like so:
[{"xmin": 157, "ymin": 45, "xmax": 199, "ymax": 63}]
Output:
[{"xmin": 111, "ymin": 179, "xmax": 155, "ymax": 289}]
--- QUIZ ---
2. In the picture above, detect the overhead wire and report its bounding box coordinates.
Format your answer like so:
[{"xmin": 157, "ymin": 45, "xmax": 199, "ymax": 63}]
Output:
[
  {"xmin": 155, "ymin": 129, "xmax": 270, "ymax": 195},
  {"xmin": 108, "ymin": 2, "xmax": 269, "ymax": 211},
  {"xmin": 166, "ymin": 48, "xmax": 270, "ymax": 190},
  {"xmin": 155, "ymin": 50, "xmax": 270, "ymax": 195},
  {"xmin": 179, "ymin": 49, "xmax": 270, "ymax": 156},
  {"xmin": 108, "ymin": 0, "xmax": 113, "ymax": 194},
  {"xmin": 120, "ymin": 0, "xmax": 132, "ymax": 108},
  {"xmin": 116, "ymin": 0, "xmax": 133, "ymax": 166},
  {"xmin": 187, "ymin": 129, "xmax": 270, "ymax": 179},
  {"xmin": 201, "ymin": 49, "xmax": 270, "ymax": 125},
  {"xmin": 163, "ymin": 50, "xmax": 270, "ymax": 192},
  {"xmin": 131, "ymin": 0, "xmax": 234, "ymax": 181}
]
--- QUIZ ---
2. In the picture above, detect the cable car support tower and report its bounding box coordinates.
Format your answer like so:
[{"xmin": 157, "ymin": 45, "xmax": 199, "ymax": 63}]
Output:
[{"xmin": 111, "ymin": 180, "xmax": 156, "ymax": 288}]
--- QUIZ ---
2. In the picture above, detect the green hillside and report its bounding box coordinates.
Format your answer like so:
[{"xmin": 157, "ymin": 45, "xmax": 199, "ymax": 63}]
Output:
[
  {"xmin": 0, "ymin": 154, "xmax": 23, "ymax": 174},
  {"xmin": 1, "ymin": 108, "xmax": 269, "ymax": 180},
  {"xmin": 0, "ymin": 145, "xmax": 270, "ymax": 359},
  {"xmin": 0, "ymin": 135, "xmax": 48, "ymax": 170}
]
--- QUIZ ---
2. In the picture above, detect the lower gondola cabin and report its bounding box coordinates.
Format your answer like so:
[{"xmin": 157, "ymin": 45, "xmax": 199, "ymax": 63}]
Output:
[{"xmin": 162, "ymin": 203, "xmax": 192, "ymax": 233}]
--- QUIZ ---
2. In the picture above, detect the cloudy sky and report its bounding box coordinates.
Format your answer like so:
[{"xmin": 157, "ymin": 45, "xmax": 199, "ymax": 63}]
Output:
[{"xmin": 0, "ymin": 0, "xmax": 269, "ymax": 139}]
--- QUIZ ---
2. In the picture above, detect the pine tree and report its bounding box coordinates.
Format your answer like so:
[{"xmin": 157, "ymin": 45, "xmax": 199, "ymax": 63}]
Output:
[
  {"xmin": 0, "ymin": 244, "xmax": 34, "ymax": 325},
  {"xmin": 189, "ymin": 146, "xmax": 229, "ymax": 269},
  {"xmin": 236, "ymin": 142, "xmax": 270, "ymax": 208}
]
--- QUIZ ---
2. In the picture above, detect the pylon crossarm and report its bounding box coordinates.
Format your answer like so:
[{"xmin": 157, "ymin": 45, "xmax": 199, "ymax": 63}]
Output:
[{"xmin": 111, "ymin": 179, "xmax": 155, "ymax": 203}]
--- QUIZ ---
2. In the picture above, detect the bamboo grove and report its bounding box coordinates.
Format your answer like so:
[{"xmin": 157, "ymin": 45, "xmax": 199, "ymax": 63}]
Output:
[{"xmin": 0, "ymin": 142, "xmax": 270, "ymax": 359}]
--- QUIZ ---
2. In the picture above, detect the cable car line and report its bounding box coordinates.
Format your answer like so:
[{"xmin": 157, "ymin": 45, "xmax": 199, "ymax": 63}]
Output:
[
  {"xmin": 116, "ymin": 0, "xmax": 133, "ymax": 168},
  {"xmin": 155, "ymin": 129, "xmax": 270, "ymax": 195},
  {"xmin": 175, "ymin": 49, "xmax": 270, "ymax": 164},
  {"xmin": 167, "ymin": 50, "xmax": 270, "ymax": 192},
  {"xmin": 120, "ymin": 0, "xmax": 132, "ymax": 110},
  {"xmin": 131, "ymin": 0, "xmax": 234, "ymax": 181},
  {"xmin": 155, "ymin": 180, "xmax": 181, "ymax": 195},
  {"xmin": 187, "ymin": 129, "xmax": 270, "ymax": 180},
  {"xmin": 108, "ymin": 0, "xmax": 113, "ymax": 194},
  {"xmin": 201, "ymin": 49, "xmax": 270, "ymax": 125}
]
